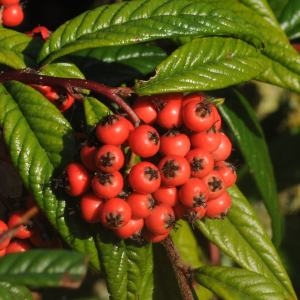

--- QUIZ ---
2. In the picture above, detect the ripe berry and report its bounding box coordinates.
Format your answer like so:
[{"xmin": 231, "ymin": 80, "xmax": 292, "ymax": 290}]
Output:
[
  {"xmin": 26, "ymin": 25, "xmax": 51, "ymax": 40},
  {"xmin": 190, "ymin": 127, "xmax": 221, "ymax": 152},
  {"xmin": 182, "ymin": 100, "xmax": 215, "ymax": 132},
  {"xmin": 185, "ymin": 148, "xmax": 214, "ymax": 178},
  {"xmin": 100, "ymin": 197, "xmax": 131, "ymax": 229},
  {"xmin": 96, "ymin": 114, "xmax": 130, "ymax": 145},
  {"xmin": 95, "ymin": 144, "xmax": 125, "ymax": 173},
  {"xmin": 0, "ymin": 220, "xmax": 10, "ymax": 250},
  {"xmin": 144, "ymin": 204, "xmax": 175, "ymax": 235},
  {"xmin": 158, "ymin": 155, "xmax": 190, "ymax": 187},
  {"xmin": 114, "ymin": 218, "xmax": 144, "ymax": 239},
  {"xmin": 80, "ymin": 144, "xmax": 98, "ymax": 171},
  {"xmin": 128, "ymin": 124, "xmax": 160, "ymax": 158},
  {"xmin": 1, "ymin": 0, "xmax": 20, "ymax": 5},
  {"xmin": 178, "ymin": 178, "xmax": 208, "ymax": 208},
  {"xmin": 5, "ymin": 239, "xmax": 31, "ymax": 254},
  {"xmin": 91, "ymin": 171, "xmax": 124, "ymax": 199},
  {"xmin": 184, "ymin": 205, "xmax": 207, "ymax": 223},
  {"xmin": 159, "ymin": 130, "xmax": 191, "ymax": 157},
  {"xmin": 132, "ymin": 96, "xmax": 157, "ymax": 124},
  {"xmin": 142, "ymin": 229, "xmax": 169, "ymax": 243},
  {"xmin": 211, "ymin": 132, "xmax": 232, "ymax": 161},
  {"xmin": 206, "ymin": 191, "xmax": 232, "ymax": 218},
  {"xmin": 203, "ymin": 170, "xmax": 225, "ymax": 199},
  {"xmin": 2, "ymin": 4, "xmax": 24, "ymax": 27},
  {"xmin": 80, "ymin": 193, "xmax": 104, "ymax": 223},
  {"xmin": 152, "ymin": 186, "xmax": 178, "ymax": 207},
  {"xmin": 127, "ymin": 193, "xmax": 155, "ymax": 219},
  {"xmin": 128, "ymin": 161, "xmax": 161, "ymax": 194},
  {"xmin": 64, "ymin": 162, "xmax": 90, "ymax": 197},
  {"xmin": 214, "ymin": 161, "xmax": 237, "ymax": 187},
  {"xmin": 7, "ymin": 211, "xmax": 33, "ymax": 239}
]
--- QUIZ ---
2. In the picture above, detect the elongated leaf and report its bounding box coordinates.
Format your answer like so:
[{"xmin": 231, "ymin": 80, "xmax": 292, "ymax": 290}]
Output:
[
  {"xmin": 218, "ymin": 90, "xmax": 282, "ymax": 246},
  {"xmin": 0, "ymin": 49, "xmax": 27, "ymax": 69},
  {"xmin": 74, "ymin": 44, "xmax": 167, "ymax": 75},
  {"xmin": 39, "ymin": 62, "xmax": 86, "ymax": 79},
  {"xmin": 96, "ymin": 234, "xmax": 153, "ymax": 300},
  {"xmin": 0, "ymin": 282, "xmax": 32, "ymax": 300},
  {"xmin": 195, "ymin": 266, "xmax": 286, "ymax": 300},
  {"xmin": 0, "ymin": 250, "xmax": 87, "ymax": 288},
  {"xmin": 0, "ymin": 82, "xmax": 101, "ymax": 270},
  {"xmin": 37, "ymin": 0, "xmax": 263, "ymax": 64},
  {"xmin": 196, "ymin": 186, "xmax": 296, "ymax": 300},
  {"xmin": 136, "ymin": 37, "xmax": 266, "ymax": 94}
]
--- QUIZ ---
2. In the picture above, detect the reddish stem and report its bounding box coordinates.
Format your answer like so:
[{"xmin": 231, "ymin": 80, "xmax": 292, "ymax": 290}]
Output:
[{"xmin": 0, "ymin": 69, "xmax": 140, "ymax": 126}]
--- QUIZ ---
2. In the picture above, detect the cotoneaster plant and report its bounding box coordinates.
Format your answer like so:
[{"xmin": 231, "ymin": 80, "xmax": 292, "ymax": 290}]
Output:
[{"xmin": 0, "ymin": 1, "xmax": 299, "ymax": 300}]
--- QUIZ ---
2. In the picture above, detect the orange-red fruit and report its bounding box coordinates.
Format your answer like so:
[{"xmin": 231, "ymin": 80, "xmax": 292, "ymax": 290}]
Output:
[
  {"xmin": 2, "ymin": 4, "xmax": 24, "ymax": 27},
  {"xmin": 206, "ymin": 191, "xmax": 232, "ymax": 218},
  {"xmin": 0, "ymin": 220, "xmax": 10, "ymax": 250},
  {"xmin": 7, "ymin": 211, "xmax": 33, "ymax": 239},
  {"xmin": 114, "ymin": 218, "xmax": 144, "ymax": 239},
  {"xmin": 6, "ymin": 239, "xmax": 31, "ymax": 254},
  {"xmin": 80, "ymin": 193, "xmax": 104, "ymax": 223}
]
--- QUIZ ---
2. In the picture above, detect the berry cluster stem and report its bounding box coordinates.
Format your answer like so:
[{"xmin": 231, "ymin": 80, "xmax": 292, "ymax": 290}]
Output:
[
  {"xmin": 0, "ymin": 68, "xmax": 141, "ymax": 126},
  {"xmin": 162, "ymin": 236, "xmax": 195, "ymax": 300}
]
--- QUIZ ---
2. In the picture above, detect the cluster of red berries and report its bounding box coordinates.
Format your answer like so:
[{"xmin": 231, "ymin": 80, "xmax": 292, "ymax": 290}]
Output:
[
  {"xmin": 0, "ymin": 196, "xmax": 62, "ymax": 256},
  {"xmin": 63, "ymin": 92, "xmax": 236, "ymax": 243},
  {"xmin": 0, "ymin": 0, "xmax": 24, "ymax": 27}
]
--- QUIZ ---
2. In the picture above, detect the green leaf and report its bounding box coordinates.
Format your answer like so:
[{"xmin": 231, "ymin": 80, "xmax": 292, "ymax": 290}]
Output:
[
  {"xmin": 74, "ymin": 44, "xmax": 167, "ymax": 75},
  {"xmin": 0, "ymin": 282, "xmax": 33, "ymax": 300},
  {"xmin": 195, "ymin": 266, "xmax": 286, "ymax": 300},
  {"xmin": 37, "ymin": 0, "xmax": 263, "ymax": 64},
  {"xmin": 136, "ymin": 37, "xmax": 266, "ymax": 94},
  {"xmin": 39, "ymin": 62, "xmax": 86, "ymax": 79},
  {"xmin": 218, "ymin": 90, "xmax": 282, "ymax": 246},
  {"xmin": 196, "ymin": 186, "xmax": 297, "ymax": 300},
  {"xmin": 0, "ymin": 250, "xmax": 87, "ymax": 288},
  {"xmin": 96, "ymin": 234, "xmax": 153, "ymax": 300},
  {"xmin": 0, "ymin": 82, "xmax": 101, "ymax": 271},
  {"xmin": 0, "ymin": 49, "xmax": 27, "ymax": 69},
  {"xmin": 268, "ymin": 0, "xmax": 300, "ymax": 39}
]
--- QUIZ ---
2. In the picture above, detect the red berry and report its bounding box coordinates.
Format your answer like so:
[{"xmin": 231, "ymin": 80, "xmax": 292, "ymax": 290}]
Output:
[
  {"xmin": 128, "ymin": 161, "xmax": 161, "ymax": 194},
  {"xmin": 184, "ymin": 205, "xmax": 207, "ymax": 223},
  {"xmin": 2, "ymin": 4, "xmax": 24, "ymax": 27},
  {"xmin": 158, "ymin": 155, "xmax": 190, "ymax": 187},
  {"xmin": 96, "ymin": 114, "xmax": 130, "ymax": 146},
  {"xmin": 132, "ymin": 96, "xmax": 157, "ymax": 124},
  {"xmin": 127, "ymin": 193, "xmax": 155, "ymax": 219},
  {"xmin": 142, "ymin": 229, "xmax": 169, "ymax": 243},
  {"xmin": 206, "ymin": 191, "xmax": 232, "ymax": 218},
  {"xmin": 91, "ymin": 171, "xmax": 124, "ymax": 199},
  {"xmin": 211, "ymin": 132, "xmax": 232, "ymax": 161},
  {"xmin": 212, "ymin": 105, "xmax": 222, "ymax": 130},
  {"xmin": 203, "ymin": 170, "xmax": 225, "ymax": 199},
  {"xmin": 152, "ymin": 186, "xmax": 178, "ymax": 207},
  {"xmin": 182, "ymin": 92, "xmax": 206, "ymax": 107},
  {"xmin": 114, "ymin": 218, "xmax": 144, "ymax": 239},
  {"xmin": 7, "ymin": 211, "xmax": 33, "ymax": 239},
  {"xmin": 95, "ymin": 144, "xmax": 125, "ymax": 173},
  {"xmin": 5, "ymin": 239, "xmax": 31, "ymax": 254},
  {"xmin": 1, "ymin": 0, "xmax": 20, "ymax": 5},
  {"xmin": 80, "ymin": 193, "xmax": 104, "ymax": 223},
  {"xmin": 26, "ymin": 25, "xmax": 51, "ymax": 40},
  {"xmin": 100, "ymin": 197, "xmax": 131, "ymax": 229},
  {"xmin": 145, "ymin": 204, "xmax": 175, "ymax": 235},
  {"xmin": 0, "ymin": 220, "xmax": 10, "ymax": 250},
  {"xmin": 159, "ymin": 130, "xmax": 191, "ymax": 157},
  {"xmin": 64, "ymin": 163, "xmax": 90, "ymax": 197},
  {"xmin": 214, "ymin": 161, "xmax": 237, "ymax": 187},
  {"xmin": 128, "ymin": 124, "xmax": 160, "ymax": 158},
  {"xmin": 190, "ymin": 127, "xmax": 221, "ymax": 152},
  {"xmin": 80, "ymin": 144, "xmax": 98, "ymax": 171},
  {"xmin": 178, "ymin": 178, "xmax": 208, "ymax": 208},
  {"xmin": 185, "ymin": 148, "xmax": 214, "ymax": 178}
]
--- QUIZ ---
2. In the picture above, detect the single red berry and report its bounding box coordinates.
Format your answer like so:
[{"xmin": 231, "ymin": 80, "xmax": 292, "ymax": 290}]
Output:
[
  {"xmin": 158, "ymin": 155, "xmax": 190, "ymax": 187},
  {"xmin": 159, "ymin": 130, "xmax": 191, "ymax": 157},
  {"xmin": 154, "ymin": 93, "xmax": 183, "ymax": 129},
  {"xmin": 214, "ymin": 161, "xmax": 237, "ymax": 187},
  {"xmin": 211, "ymin": 132, "xmax": 232, "ymax": 161},
  {"xmin": 7, "ymin": 211, "xmax": 33, "ymax": 239},
  {"xmin": 185, "ymin": 148, "xmax": 214, "ymax": 178},
  {"xmin": 206, "ymin": 191, "xmax": 232, "ymax": 218},
  {"xmin": 5, "ymin": 239, "xmax": 31, "ymax": 254},
  {"xmin": 184, "ymin": 205, "xmax": 207, "ymax": 223},
  {"xmin": 173, "ymin": 201, "xmax": 187, "ymax": 220},
  {"xmin": 26, "ymin": 25, "xmax": 51, "ymax": 40},
  {"xmin": 0, "ymin": 248, "xmax": 6, "ymax": 257},
  {"xmin": 152, "ymin": 186, "xmax": 178, "ymax": 207},
  {"xmin": 132, "ymin": 96, "xmax": 157, "ymax": 124},
  {"xmin": 190, "ymin": 127, "xmax": 222, "ymax": 152},
  {"xmin": 64, "ymin": 162, "xmax": 90, "ymax": 197},
  {"xmin": 128, "ymin": 161, "xmax": 161, "ymax": 194},
  {"xmin": 57, "ymin": 93, "xmax": 75, "ymax": 112},
  {"xmin": 0, "ymin": 220, "xmax": 10, "ymax": 250},
  {"xmin": 142, "ymin": 228, "xmax": 169, "ymax": 243},
  {"xmin": 114, "ymin": 218, "xmax": 144, "ymax": 239},
  {"xmin": 2, "ymin": 4, "xmax": 24, "ymax": 27},
  {"xmin": 182, "ymin": 92, "xmax": 206, "ymax": 107},
  {"xmin": 128, "ymin": 124, "xmax": 160, "ymax": 158},
  {"xmin": 95, "ymin": 144, "xmax": 125, "ymax": 173},
  {"xmin": 80, "ymin": 144, "xmax": 98, "ymax": 171},
  {"xmin": 80, "ymin": 193, "xmax": 104, "ymax": 223},
  {"xmin": 1, "ymin": 0, "xmax": 20, "ymax": 5},
  {"xmin": 91, "ymin": 171, "xmax": 124, "ymax": 199},
  {"xmin": 96, "ymin": 114, "xmax": 130, "ymax": 145},
  {"xmin": 178, "ymin": 178, "xmax": 208, "ymax": 208},
  {"xmin": 127, "ymin": 193, "xmax": 155, "ymax": 219},
  {"xmin": 182, "ymin": 100, "xmax": 215, "ymax": 132},
  {"xmin": 203, "ymin": 170, "xmax": 225, "ymax": 200},
  {"xmin": 144, "ymin": 204, "xmax": 175, "ymax": 235},
  {"xmin": 100, "ymin": 197, "xmax": 132, "ymax": 229},
  {"xmin": 30, "ymin": 84, "xmax": 52, "ymax": 95}
]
